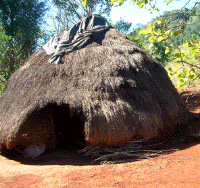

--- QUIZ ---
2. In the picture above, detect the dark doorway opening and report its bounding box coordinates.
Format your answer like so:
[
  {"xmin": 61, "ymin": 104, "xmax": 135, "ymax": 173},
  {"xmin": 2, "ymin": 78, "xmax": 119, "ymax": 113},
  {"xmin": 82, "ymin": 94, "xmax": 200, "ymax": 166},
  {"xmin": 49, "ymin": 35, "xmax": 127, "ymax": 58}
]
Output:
[{"xmin": 52, "ymin": 104, "xmax": 86, "ymax": 152}]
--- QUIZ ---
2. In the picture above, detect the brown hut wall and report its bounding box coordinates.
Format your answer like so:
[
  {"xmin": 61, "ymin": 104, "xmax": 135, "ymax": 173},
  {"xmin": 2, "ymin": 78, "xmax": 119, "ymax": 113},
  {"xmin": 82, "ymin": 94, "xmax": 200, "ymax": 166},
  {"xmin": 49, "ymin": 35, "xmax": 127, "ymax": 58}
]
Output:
[{"xmin": 0, "ymin": 29, "xmax": 190, "ymax": 148}]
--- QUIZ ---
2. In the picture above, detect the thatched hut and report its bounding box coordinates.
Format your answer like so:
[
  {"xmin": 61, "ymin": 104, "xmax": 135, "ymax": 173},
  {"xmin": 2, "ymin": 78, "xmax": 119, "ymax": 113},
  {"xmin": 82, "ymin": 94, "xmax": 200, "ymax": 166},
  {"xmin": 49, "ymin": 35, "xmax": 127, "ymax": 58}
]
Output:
[{"xmin": 0, "ymin": 15, "xmax": 194, "ymax": 154}]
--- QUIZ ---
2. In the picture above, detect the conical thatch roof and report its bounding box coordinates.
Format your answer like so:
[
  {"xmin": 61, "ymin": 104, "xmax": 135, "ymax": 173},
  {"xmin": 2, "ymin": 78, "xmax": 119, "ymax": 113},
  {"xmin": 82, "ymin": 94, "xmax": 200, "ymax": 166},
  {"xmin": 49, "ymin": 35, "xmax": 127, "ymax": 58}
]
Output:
[{"xmin": 0, "ymin": 20, "xmax": 192, "ymax": 150}]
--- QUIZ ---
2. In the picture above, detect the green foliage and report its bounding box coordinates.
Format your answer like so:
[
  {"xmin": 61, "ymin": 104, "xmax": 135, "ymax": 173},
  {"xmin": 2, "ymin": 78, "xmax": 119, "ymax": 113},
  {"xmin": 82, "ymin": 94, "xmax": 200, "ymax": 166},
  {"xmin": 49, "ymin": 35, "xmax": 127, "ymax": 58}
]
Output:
[
  {"xmin": 0, "ymin": 26, "xmax": 11, "ymax": 94},
  {"xmin": 0, "ymin": 0, "xmax": 47, "ymax": 95},
  {"xmin": 83, "ymin": 0, "xmax": 174, "ymax": 12},
  {"xmin": 168, "ymin": 37, "xmax": 200, "ymax": 89},
  {"xmin": 134, "ymin": 20, "xmax": 172, "ymax": 65},
  {"xmin": 82, "ymin": 0, "xmax": 87, "ymax": 6},
  {"xmin": 128, "ymin": 4, "xmax": 200, "ymax": 89},
  {"xmin": 0, "ymin": 0, "xmax": 46, "ymax": 46},
  {"xmin": 128, "ymin": 27, "xmax": 147, "ymax": 49},
  {"xmin": 114, "ymin": 18, "xmax": 132, "ymax": 33}
]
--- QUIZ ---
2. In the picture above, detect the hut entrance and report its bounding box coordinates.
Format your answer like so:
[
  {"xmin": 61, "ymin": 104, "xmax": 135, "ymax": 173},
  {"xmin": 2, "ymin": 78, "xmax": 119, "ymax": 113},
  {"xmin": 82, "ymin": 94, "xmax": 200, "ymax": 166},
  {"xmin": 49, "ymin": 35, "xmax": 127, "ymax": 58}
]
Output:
[
  {"xmin": 52, "ymin": 104, "xmax": 86, "ymax": 151},
  {"xmin": 8, "ymin": 104, "xmax": 86, "ymax": 158}
]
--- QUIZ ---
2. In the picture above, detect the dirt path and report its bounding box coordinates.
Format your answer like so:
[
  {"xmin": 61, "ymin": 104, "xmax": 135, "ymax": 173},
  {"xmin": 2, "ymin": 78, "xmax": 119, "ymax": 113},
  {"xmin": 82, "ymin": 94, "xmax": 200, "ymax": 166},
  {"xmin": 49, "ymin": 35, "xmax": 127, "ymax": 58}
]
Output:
[{"xmin": 0, "ymin": 90, "xmax": 200, "ymax": 188}]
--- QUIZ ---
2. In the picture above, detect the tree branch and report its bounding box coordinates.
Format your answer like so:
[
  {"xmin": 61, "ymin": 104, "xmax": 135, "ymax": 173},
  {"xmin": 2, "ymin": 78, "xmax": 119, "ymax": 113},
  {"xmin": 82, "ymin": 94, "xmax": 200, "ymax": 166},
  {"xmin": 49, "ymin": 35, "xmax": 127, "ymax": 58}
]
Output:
[
  {"xmin": 65, "ymin": 0, "xmax": 83, "ymax": 21},
  {"xmin": 180, "ymin": 60, "xmax": 200, "ymax": 69}
]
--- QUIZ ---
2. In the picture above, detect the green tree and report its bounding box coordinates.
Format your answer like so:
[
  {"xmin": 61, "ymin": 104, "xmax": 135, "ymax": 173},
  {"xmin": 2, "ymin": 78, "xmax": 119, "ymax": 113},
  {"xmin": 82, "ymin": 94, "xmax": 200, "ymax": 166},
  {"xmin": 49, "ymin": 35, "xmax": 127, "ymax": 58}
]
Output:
[
  {"xmin": 128, "ymin": 28, "xmax": 147, "ymax": 49},
  {"xmin": 137, "ymin": 3, "xmax": 200, "ymax": 89},
  {"xmin": 0, "ymin": 0, "xmax": 46, "ymax": 94},
  {"xmin": 0, "ymin": 25, "xmax": 11, "ymax": 93},
  {"xmin": 52, "ymin": 0, "xmax": 112, "ymax": 32},
  {"xmin": 114, "ymin": 18, "xmax": 132, "ymax": 33},
  {"xmin": 84, "ymin": 0, "xmax": 174, "ymax": 11},
  {"xmin": 137, "ymin": 20, "xmax": 173, "ymax": 66}
]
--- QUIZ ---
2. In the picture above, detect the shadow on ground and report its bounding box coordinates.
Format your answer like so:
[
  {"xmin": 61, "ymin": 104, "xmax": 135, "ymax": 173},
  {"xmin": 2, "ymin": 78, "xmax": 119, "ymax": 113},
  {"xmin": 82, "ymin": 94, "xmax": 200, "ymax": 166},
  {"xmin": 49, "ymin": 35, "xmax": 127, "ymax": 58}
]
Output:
[{"xmin": 1, "ymin": 131, "xmax": 200, "ymax": 166}]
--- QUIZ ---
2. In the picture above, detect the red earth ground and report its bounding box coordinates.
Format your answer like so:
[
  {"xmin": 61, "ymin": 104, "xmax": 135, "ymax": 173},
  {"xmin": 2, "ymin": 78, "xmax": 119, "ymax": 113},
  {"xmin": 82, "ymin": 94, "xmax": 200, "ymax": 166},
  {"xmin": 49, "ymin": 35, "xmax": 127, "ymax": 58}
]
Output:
[{"xmin": 0, "ymin": 89, "xmax": 200, "ymax": 188}]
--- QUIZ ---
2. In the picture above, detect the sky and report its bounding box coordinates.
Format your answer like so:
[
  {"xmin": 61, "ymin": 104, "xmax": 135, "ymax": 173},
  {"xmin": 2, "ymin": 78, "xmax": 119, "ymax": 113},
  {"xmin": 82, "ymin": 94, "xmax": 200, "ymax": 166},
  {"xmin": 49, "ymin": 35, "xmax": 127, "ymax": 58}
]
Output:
[
  {"xmin": 45, "ymin": 0, "xmax": 198, "ymax": 33},
  {"xmin": 110, "ymin": 0, "xmax": 197, "ymax": 27}
]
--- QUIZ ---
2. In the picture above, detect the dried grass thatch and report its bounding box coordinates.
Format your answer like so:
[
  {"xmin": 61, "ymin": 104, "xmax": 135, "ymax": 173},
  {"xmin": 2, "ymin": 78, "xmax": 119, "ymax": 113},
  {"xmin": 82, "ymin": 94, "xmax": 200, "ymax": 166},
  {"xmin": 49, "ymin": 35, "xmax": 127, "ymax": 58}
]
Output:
[
  {"xmin": 0, "ymin": 28, "xmax": 192, "ymax": 150},
  {"xmin": 78, "ymin": 138, "xmax": 180, "ymax": 164}
]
